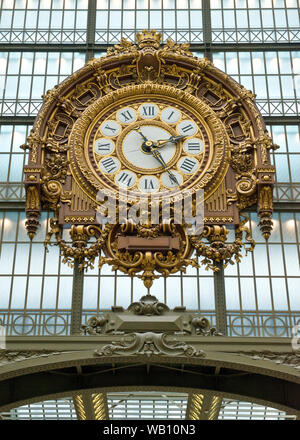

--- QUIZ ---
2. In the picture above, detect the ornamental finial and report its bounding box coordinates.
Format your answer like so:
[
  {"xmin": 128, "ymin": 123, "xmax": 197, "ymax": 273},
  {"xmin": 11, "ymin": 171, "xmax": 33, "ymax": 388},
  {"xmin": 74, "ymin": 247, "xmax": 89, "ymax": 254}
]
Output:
[{"xmin": 136, "ymin": 29, "xmax": 162, "ymax": 49}]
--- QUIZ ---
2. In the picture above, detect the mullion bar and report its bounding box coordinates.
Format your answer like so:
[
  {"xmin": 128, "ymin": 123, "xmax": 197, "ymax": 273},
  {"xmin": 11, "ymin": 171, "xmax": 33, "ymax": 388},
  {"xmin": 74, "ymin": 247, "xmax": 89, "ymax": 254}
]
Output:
[
  {"xmin": 28, "ymin": 51, "xmax": 36, "ymax": 122},
  {"xmin": 38, "ymin": 213, "xmax": 49, "ymax": 335},
  {"xmin": 265, "ymin": 241, "xmax": 276, "ymax": 336},
  {"xmin": 236, "ymin": 255, "xmax": 244, "ymax": 336},
  {"xmin": 7, "ymin": 212, "xmax": 21, "ymax": 328},
  {"xmin": 202, "ymin": 0, "xmax": 212, "ymax": 59},
  {"xmin": 196, "ymin": 257, "xmax": 201, "ymax": 315},
  {"xmin": 70, "ymin": 260, "xmax": 84, "ymax": 335},
  {"xmin": 277, "ymin": 212, "xmax": 293, "ymax": 334},
  {"xmin": 249, "ymin": 216, "xmax": 261, "ymax": 337},
  {"xmin": 97, "ymin": 268, "xmax": 101, "ymax": 313},
  {"xmin": 22, "ymin": 235, "xmax": 32, "ymax": 335}
]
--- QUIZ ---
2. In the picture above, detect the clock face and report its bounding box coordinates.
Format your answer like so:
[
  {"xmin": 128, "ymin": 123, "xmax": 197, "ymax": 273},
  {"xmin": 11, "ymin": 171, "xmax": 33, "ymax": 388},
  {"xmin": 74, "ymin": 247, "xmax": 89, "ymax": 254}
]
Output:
[{"xmin": 85, "ymin": 96, "xmax": 213, "ymax": 197}]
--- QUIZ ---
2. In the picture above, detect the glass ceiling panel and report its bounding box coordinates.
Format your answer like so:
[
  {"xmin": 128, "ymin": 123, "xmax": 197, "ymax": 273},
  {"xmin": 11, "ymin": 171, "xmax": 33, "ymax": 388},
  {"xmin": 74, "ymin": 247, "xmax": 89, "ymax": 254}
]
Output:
[
  {"xmin": 218, "ymin": 399, "xmax": 297, "ymax": 420},
  {"xmin": 0, "ymin": 51, "xmax": 86, "ymax": 117},
  {"xmin": 95, "ymin": 0, "xmax": 203, "ymax": 44},
  {"xmin": 0, "ymin": 398, "xmax": 77, "ymax": 420},
  {"xmin": 211, "ymin": 0, "xmax": 300, "ymax": 43},
  {"xmin": 107, "ymin": 391, "xmax": 188, "ymax": 419},
  {"xmin": 0, "ymin": 0, "xmax": 88, "ymax": 44}
]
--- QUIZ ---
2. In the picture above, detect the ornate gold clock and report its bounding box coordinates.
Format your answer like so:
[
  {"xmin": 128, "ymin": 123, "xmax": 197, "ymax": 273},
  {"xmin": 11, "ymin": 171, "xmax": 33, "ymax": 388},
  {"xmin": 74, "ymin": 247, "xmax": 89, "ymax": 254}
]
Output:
[
  {"xmin": 23, "ymin": 31, "xmax": 278, "ymax": 289},
  {"xmin": 78, "ymin": 89, "xmax": 227, "ymax": 201}
]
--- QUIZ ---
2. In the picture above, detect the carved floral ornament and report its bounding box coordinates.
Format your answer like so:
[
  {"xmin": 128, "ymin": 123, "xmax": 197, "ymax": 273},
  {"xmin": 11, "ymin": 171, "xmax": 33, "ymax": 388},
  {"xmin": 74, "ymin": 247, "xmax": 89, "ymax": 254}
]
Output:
[{"xmin": 23, "ymin": 31, "xmax": 277, "ymax": 289}]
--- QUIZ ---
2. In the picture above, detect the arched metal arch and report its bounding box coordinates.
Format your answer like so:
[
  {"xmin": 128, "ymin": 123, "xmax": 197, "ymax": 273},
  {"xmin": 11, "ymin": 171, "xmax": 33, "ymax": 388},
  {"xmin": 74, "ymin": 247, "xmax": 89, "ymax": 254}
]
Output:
[{"xmin": 0, "ymin": 350, "xmax": 299, "ymax": 415}]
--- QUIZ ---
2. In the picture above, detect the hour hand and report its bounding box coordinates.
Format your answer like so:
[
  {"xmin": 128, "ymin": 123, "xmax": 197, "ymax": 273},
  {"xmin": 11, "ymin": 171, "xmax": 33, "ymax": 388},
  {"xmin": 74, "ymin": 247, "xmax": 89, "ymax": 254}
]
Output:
[
  {"xmin": 154, "ymin": 135, "xmax": 186, "ymax": 148},
  {"xmin": 134, "ymin": 126, "xmax": 148, "ymax": 142}
]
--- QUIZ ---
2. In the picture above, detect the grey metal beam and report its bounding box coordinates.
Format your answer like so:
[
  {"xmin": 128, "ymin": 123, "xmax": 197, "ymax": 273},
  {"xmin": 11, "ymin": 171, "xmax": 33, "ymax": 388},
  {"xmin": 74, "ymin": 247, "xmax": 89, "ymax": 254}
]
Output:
[
  {"xmin": 0, "ymin": 202, "xmax": 26, "ymax": 210},
  {"xmin": 263, "ymin": 116, "xmax": 300, "ymax": 125},
  {"xmin": 213, "ymin": 262, "xmax": 227, "ymax": 335},
  {"xmin": 0, "ymin": 364, "xmax": 299, "ymax": 413},
  {"xmin": 207, "ymin": 43, "xmax": 300, "ymax": 52},
  {"xmin": 202, "ymin": 0, "xmax": 212, "ymax": 60},
  {"xmin": 1, "ymin": 42, "xmax": 299, "ymax": 53},
  {"xmin": 86, "ymin": 0, "xmax": 97, "ymax": 62},
  {"xmin": 0, "ymin": 44, "xmax": 88, "ymax": 52},
  {"xmin": 70, "ymin": 260, "xmax": 84, "ymax": 336},
  {"xmin": 0, "ymin": 117, "xmax": 35, "ymax": 125}
]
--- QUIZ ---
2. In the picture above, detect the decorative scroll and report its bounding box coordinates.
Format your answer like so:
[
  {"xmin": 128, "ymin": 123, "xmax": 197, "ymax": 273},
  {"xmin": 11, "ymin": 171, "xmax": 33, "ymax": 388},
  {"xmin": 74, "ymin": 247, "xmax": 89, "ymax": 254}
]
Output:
[{"xmin": 94, "ymin": 332, "xmax": 206, "ymax": 358}]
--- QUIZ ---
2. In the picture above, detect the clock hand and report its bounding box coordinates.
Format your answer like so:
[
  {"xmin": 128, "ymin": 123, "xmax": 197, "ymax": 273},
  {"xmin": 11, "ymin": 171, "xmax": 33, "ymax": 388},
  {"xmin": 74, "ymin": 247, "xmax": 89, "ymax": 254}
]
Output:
[
  {"xmin": 151, "ymin": 148, "xmax": 180, "ymax": 186},
  {"xmin": 154, "ymin": 135, "xmax": 186, "ymax": 148},
  {"xmin": 134, "ymin": 126, "xmax": 149, "ymax": 143}
]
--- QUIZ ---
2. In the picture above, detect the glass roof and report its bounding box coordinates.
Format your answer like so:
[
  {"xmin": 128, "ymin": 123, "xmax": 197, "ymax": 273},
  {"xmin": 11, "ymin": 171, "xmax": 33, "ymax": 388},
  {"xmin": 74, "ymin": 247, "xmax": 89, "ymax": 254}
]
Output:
[
  {"xmin": 107, "ymin": 391, "xmax": 188, "ymax": 420},
  {"xmin": 218, "ymin": 399, "xmax": 297, "ymax": 420},
  {"xmin": 0, "ymin": 398, "xmax": 77, "ymax": 420}
]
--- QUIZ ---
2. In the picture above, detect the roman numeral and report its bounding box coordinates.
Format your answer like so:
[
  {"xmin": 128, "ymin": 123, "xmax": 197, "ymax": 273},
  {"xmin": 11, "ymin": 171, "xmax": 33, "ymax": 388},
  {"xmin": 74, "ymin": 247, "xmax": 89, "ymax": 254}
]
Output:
[
  {"xmin": 101, "ymin": 158, "xmax": 117, "ymax": 173},
  {"xmin": 117, "ymin": 172, "xmax": 133, "ymax": 186},
  {"xmin": 104, "ymin": 125, "xmax": 117, "ymax": 133},
  {"xmin": 96, "ymin": 142, "xmax": 111, "ymax": 152},
  {"xmin": 120, "ymin": 110, "xmax": 133, "ymax": 122},
  {"xmin": 144, "ymin": 179, "xmax": 155, "ymax": 190},
  {"xmin": 167, "ymin": 111, "xmax": 175, "ymax": 120},
  {"xmin": 181, "ymin": 124, "xmax": 194, "ymax": 133},
  {"xmin": 187, "ymin": 142, "xmax": 201, "ymax": 151},
  {"xmin": 142, "ymin": 105, "xmax": 155, "ymax": 116},
  {"xmin": 180, "ymin": 158, "xmax": 196, "ymax": 172}
]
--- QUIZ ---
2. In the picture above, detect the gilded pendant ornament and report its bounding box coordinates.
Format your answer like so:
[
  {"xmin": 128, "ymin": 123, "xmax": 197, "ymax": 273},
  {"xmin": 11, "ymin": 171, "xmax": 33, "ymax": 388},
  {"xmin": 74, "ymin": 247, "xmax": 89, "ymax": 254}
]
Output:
[{"xmin": 23, "ymin": 30, "xmax": 276, "ymax": 289}]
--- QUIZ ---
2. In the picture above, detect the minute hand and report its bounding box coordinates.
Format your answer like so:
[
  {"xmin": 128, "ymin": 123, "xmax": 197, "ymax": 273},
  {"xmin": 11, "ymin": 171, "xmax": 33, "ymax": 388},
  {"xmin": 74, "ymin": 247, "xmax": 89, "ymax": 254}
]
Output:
[{"xmin": 151, "ymin": 148, "xmax": 179, "ymax": 185}]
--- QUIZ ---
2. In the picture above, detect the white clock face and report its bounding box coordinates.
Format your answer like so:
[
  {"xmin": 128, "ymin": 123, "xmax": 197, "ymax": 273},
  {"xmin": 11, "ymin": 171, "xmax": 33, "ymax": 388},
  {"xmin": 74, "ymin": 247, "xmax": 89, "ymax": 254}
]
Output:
[
  {"xmin": 90, "ymin": 101, "xmax": 206, "ymax": 195},
  {"xmin": 122, "ymin": 125, "xmax": 176, "ymax": 170}
]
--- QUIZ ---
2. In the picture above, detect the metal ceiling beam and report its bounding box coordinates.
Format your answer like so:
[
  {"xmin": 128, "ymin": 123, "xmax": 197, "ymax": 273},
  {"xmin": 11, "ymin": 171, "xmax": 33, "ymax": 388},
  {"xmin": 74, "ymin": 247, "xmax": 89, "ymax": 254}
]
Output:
[
  {"xmin": 86, "ymin": 0, "xmax": 97, "ymax": 62},
  {"xmin": 0, "ymin": 43, "xmax": 299, "ymax": 53},
  {"xmin": 70, "ymin": 261, "xmax": 84, "ymax": 336},
  {"xmin": 0, "ymin": 44, "xmax": 89, "ymax": 52},
  {"xmin": 0, "ymin": 117, "xmax": 35, "ymax": 125},
  {"xmin": 0, "ymin": 363, "xmax": 299, "ymax": 414},
  {"xmin": 263, "ymin": 116, "xmax": 300, "ymax": 125},
  {"xmin": 213, "ymin": 263, "xmax": 227, "ymax": 335},
  {"xmin": 202, "ymin": 0, "xmax": 212, "ymax": 60},
  {"xmin": 199, "ymin": 43, "xmax": 300, "ymax": 52}
]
